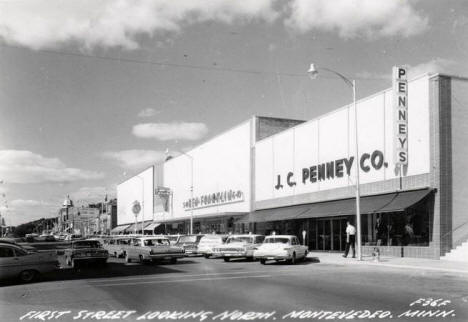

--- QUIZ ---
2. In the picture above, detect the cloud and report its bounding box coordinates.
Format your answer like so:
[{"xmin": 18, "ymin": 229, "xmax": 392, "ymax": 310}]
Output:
[
  {"xmin": 0, "ymin": 0, "xmax": 427, "ymax": 50},
  {"xmin": 0, "ymin": 0, "xmax": 277, "ymax": 50},
  {"xmin": 9, "ymin": 199, "xmax": 55, "ymax": 208},
  {"xmin": 0, "ymin": 150, "xmax": 104, "ymax": 184},
  {"xmin": 132, "ymin": 122, "xmax": 208, "ymax": 141},
  {"xmin": 285, "ymin": 0, "xmax": 428, "ymax": 39},
  {"xmin": 138, "ymin": 108, "xmax": 160, "ymax": 118},
  {"xmin": 407, "ymin": 58, "xmax": 464, "ymax": 78},
  {"xmin": 102, "ymin": 149, "xmax": 165, "ymax": 170},
  {"xmin": 72, "ymin": 186, "xmax": 115, "ymax": 201}
]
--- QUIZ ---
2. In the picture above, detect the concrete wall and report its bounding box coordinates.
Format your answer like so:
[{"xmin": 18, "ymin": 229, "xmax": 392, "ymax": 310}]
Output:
[
  {"xmin": 451, "ymin": 77, "xmax": 468, "ymax": 247},
  {"xmin": 255, "ymin": 75, "xmax": 431, "ymax": 208}
]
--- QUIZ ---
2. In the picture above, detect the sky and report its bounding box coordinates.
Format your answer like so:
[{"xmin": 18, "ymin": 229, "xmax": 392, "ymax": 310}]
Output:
[{"xmin": 0, "ymin": 0, "xmax": 467, "ymax": 226}]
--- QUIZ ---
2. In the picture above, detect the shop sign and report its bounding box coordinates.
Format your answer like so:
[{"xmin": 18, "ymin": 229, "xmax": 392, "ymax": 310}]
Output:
[
  {"xmin": 275, "ymin": 149, "xmax": 388, "ymax": 190},
  {"xmin": 183, "ymin": 190, "xmax": 244, "ymax": 210},
  {"xmin": 393, "ymin": 66, "xmax": 408, "ymax": 165},
  {"xmin": 132, "ymin": 200, "xmax": 141, "ymax": 215}
]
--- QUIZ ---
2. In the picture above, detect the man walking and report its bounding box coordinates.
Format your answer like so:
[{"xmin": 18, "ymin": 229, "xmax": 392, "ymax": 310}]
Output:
[{"xmin": 343, "ymin": 221, "xmax": 356, "ymax": 258}]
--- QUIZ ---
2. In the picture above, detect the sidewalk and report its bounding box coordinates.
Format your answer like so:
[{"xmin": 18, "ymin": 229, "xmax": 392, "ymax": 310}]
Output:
[{"xmin": 306, "ymin": 251, "xmax": 468, "ymax": 275}]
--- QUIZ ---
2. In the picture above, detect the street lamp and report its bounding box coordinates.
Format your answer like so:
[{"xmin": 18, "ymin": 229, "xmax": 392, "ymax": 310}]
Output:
[
  {"xmin": 307, "ymin": 63, "xmax": 362, "ymax": 261},
  {"xmin": 166, "ymin": 149, "xmax": 194, "ymax": 235},
  {"xmin": 134, "ymin": 175, "xmax": 145, "ymax": 235}
]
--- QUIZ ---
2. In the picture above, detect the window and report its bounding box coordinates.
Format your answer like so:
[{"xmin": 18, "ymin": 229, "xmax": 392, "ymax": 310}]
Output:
[
  {"xmin": 0, "ymin": 246, "xmax": 15, "ymax": 257},
  {"xmin": 14, "ymin": 248, "xmax": 28, "ymax": 256}
]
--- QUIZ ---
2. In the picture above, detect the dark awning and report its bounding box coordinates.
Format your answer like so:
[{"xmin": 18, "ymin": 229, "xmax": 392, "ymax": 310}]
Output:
[{"xmin": 251, "ymin": 189, "xmax": 431, "ymax": 223}]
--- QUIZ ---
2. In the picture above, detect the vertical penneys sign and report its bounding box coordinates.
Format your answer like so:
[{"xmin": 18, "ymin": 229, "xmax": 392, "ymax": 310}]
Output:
[{"xmin": 393, "ymin": 66, "xmax": 408, "ymax": 165}]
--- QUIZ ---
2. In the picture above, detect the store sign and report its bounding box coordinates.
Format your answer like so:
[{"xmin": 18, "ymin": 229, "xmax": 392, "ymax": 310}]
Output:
[
  {"xmin": 393, "ymin": 66, "xmax": 408, "ymax": 165},
  {"xmin": 274, "ymin": 150, "xmax": 388, "ymax": 190},
  {"xmin": 183, "ymin": 190, "xmax": 244, "ymax": 210}
]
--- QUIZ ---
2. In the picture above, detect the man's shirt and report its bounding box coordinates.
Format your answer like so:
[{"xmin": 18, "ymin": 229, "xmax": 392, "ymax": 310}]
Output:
[{"xmin": 346, "ymin": 225, "xmax": 356, "ymax": 235}]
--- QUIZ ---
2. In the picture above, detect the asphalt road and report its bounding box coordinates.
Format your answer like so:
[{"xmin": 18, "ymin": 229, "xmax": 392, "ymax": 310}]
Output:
[{"xmin": 1, "ymin": 256, "xmax": 467, "ymax": 322}]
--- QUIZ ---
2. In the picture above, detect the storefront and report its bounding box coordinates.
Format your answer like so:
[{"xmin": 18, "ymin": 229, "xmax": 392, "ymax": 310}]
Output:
[{"xmin": 251, "ymin": 73, "xmax": 468, "ymax": 259}]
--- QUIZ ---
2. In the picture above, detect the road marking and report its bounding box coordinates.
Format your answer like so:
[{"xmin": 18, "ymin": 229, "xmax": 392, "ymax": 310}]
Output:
[
  {"xmin": 94, "ymin": 273, "xmax": 295, "ymax": 287},
  {"xmin": 85, "ymin": 268, "xmax": 304, "ymax": 284}
]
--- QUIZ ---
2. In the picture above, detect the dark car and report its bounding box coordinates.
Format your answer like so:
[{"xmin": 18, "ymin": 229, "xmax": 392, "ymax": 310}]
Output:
[
  {"xmin": 175, "ymin": 235, "xmax": 204, "ymax": 256},
  {"xmin": 63, "ymin": 240, "xmax": 108, "ymax": 268}
]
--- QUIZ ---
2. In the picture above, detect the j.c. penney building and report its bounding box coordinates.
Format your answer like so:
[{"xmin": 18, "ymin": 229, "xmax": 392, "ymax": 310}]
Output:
[{"xmin": 116, "ymin": 70, "xmax": 468, "ymax": 260}]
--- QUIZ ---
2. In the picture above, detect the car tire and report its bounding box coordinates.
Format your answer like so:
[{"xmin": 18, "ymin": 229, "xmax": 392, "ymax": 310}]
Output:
[
  {"xmin": 19, "ymin": 270, "xmax": 37, "ymax": 283},
  {"xmin": 303, "ymin": 250, "xmax": 308, "ymax": 261},
  {"xmin": 125, "ymin": 253, "xmax": 131, "ymax": 263},
  {"xmin": 204, "ymin": 254, "xmax": 210, "ymax": 259},
  {"xmin": 170, "ymin": 258, "xmax": 177, "ymax": 264},
  {"xmin": 260, "ymin": 259, "xmax": 266, "ymax": 265},
  {"xmin": 223, "ymin": 257, "xmax": 230, "ymax": 262}
]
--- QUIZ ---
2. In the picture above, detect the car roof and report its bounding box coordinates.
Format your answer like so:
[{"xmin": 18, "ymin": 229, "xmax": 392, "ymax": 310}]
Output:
[
  {"xmin": 265, "ymin": 235, "xmax": 295, "ymax": 238},
  {"xmin": 227, "ymin": 234, "xmax": 264, "ymax": 238}
]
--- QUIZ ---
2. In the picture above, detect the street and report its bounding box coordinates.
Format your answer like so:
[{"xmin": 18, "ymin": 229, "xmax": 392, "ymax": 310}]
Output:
[{"xmin": 1, "ymin": 256, "xmax": 467, "ymax": 322}]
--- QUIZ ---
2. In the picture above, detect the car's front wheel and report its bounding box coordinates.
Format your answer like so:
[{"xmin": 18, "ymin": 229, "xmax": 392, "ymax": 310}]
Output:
[
  {"xmin": 204, "ymin": 254, "xmax": 210, "ymax": 259},
  {"xmin": 260, "ymin": 258, "xmax": 266, "ymax": 265},
  {"xmin": 170, "ymin": 258, "xmax": 177, "ymax": 264},
  {"xmin": 19, "ymin": 270, "xmax": 38, "ymax": 283},
  {"xmin": 223, "ymin": 257, "xmax": 230, "ymax": 262}
]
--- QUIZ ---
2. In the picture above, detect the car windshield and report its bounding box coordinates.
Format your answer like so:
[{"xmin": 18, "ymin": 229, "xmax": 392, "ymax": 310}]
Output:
[
  {"xmin": 73, "ymin": 241, "xmax": 100, "ymax": 249},
  {"xmin": 178, "ymin": 236, "xmax": 198, "ymax": 243},
  {"xmin": 227, "ymin": 237, "xmax": 253, "ymax": 244},
  {"xmin": 144, "ymin": 239, "xmax": 170, "ymax": 246},
  {"xmin": 264, "ymin": 238, "xmax": 290, "ymax": 244},
  {"xmin": 200, "ymin": 236, "xmax": 222, "ymax": 243}
]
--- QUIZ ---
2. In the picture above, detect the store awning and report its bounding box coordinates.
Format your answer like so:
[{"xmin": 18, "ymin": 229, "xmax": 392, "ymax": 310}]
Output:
[
  {"xmin": 251, "ymin": 189, "xmax": 431, "ymax": 223},
  {"xmin": 144, "ymin": 223, "xmax": 160, "ymax": 231},
  {"xmin": 124, "ymin": 223, "xmax": 137, "ymax": 232},
  {"xmin": 110, "ymin": 224, "xmax": 130, "ymax": 234}
]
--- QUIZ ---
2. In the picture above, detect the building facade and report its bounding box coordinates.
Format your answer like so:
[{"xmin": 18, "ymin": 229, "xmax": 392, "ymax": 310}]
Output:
[{"xmin": 116, "ymin": 73, "xmax": 468, "ymax": 259}]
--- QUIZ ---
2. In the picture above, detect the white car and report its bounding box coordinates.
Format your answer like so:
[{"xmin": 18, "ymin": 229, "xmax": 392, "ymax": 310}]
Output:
[
  {"xmin": 253, "ymin": 235, "xmax": 308, "ymax": 265},
  {"xmin": 197, "ymin": 234, "xmax": 228, "ymax": 258},
  {"xmin": 124, "ymin": 236, "xmax": 185, "ymax": 264},
  {"xmin": 214, "ymin": 234, "xmax": 265, "ymax": 262},
  {"xmin": 0, "ymin": 242, "xmax": 59, "ymax": 282}
]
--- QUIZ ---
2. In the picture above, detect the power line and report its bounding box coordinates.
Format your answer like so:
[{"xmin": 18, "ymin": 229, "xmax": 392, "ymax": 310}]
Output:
[{"xmin": 0, "ymin": 43, "xmax": 389, "ymax": 81}]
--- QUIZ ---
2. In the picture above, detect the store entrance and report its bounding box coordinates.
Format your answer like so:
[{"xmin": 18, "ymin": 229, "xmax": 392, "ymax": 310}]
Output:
[{"xmin": 313, "ymin": 217, "xmax": 348, "ymax": 251}]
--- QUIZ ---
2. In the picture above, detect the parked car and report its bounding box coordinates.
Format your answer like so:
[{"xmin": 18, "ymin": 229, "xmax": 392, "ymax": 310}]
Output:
[
  {"xmin": 0, "ymin": 242, "xmax": 59, "ymax": 282},
  {"xmin": 0, "ymin": 238, "xmax": 38, "ymax": 253},
  {"xmin": 175, "ymin": 235, "xmax": 204, "ymax": 256},
  {"xmin": 63, "ymin": 240, "xmax": 108, "ymax": 268},
  {"xmin": 104, "ymin": 236, "xmax": 132, "ymax": 258},
  {"xmin": 166, "ymin": 234, "xmax": 183, "ymax": 245},
  {"xmin": 253, "ymin": 235, "xmax": 308, "ymax": 265},
  {"xmin": 214, "ymin": 234, "xmax": 265, "ymax": 261},
  {"xmin": 124, "ymin": 236, "xmax": 185, "ymax": 264},
  {"xmin": 197, "ymin": 234, "xmax": 228, "ymax": 258}
]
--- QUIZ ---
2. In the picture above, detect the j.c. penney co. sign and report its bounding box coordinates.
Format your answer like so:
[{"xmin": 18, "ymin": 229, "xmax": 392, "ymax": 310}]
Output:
[{"xmin": 274, "ymin": 149, "xmax": 387, "ymax": 190}]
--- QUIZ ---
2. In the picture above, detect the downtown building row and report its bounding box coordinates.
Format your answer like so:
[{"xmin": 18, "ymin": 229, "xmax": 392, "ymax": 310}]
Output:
[{"xmin": 116, "ymin": 73, "xmax": 468, "ymax": 259}]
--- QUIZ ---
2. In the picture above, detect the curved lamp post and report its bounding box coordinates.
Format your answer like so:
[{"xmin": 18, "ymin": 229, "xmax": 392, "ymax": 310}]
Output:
[{"xmin": 307, "ymin": 63, "xmax": 362, "ymax": 261}]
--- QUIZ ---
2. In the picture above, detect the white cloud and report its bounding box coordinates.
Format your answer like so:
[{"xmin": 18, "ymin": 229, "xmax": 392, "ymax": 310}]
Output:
[
  {"xmin": 407, "ymin": 58, "xmax": 464, "ymax": 78},
  {"xmin": 0, "ymin": 0, "xmax": 428, "ymax": 50},
  {"xmin": 138, "ymin": 108, "xmax": 159, "ymax": 118},
  {"xmin": 0, "ymin": 150, "xmax": 104, "ymax": 184},
  {"xmin": 0, "ymin": 0, "xmax": 277, "ymax": 50},
  {"xmin": 102, "ymin": 149, "xmax": 165, "ymax": 170},
  {"xmin": 132, "ymin": 122, "xmax": 208, "ymax": 141},
  {"xmin": 71, "ymin": 186, "xmax": 115, "ymax": 201},
  {"xmin": 285, "ymin": 0, "xmax": 428, "ymax": 39},
  {"xmin": 9, "ymin": 199, "xmax": 55, "ymax": 208}
]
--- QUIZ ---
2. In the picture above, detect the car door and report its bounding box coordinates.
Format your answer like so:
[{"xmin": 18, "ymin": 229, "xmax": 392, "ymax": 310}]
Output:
[{"xmin": 0, "ymin": 245, "xmax": 20, "ymax": 279}]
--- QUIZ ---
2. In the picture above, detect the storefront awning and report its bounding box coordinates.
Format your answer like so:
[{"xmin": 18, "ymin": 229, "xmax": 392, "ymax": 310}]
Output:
[
  {"xmin": 110, "ymin": 224, "xmax": 130, "ymax": 234},
  {"xmin": 144, "ymin": 223, "xmax": 160, "ymax": 231},
  {"xmin": 251, "ymin": 189, "xmax": 431, "ymax": 223}
]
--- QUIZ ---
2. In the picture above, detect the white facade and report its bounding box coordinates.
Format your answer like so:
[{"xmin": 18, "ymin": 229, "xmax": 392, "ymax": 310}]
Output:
[
  {"xmin": 162, "ymin": 120, "xmax": 253, "ymax": 221},
  {"xmin": 255, "ymin": 75, "xmax": 431, "ymax": 203},
  {"xmin": 117, "ymin": 167, "xmax": 154, "ymax": 225}
]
